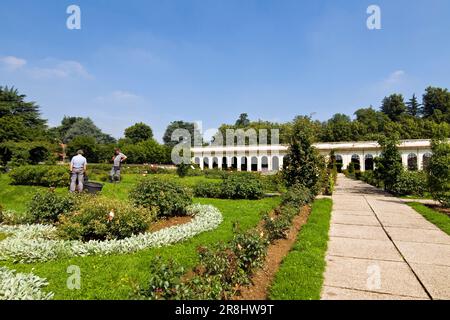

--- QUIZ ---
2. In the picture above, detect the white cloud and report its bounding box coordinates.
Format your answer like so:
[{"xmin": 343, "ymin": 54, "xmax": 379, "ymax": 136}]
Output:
[
  {"xmin": 383, "ymin": 70, "xmax": 406, "ymax": 86},
  {"xmin": 0, "ymin": 56, "xmax": 27, "ymax": 70},
  {"xmin": 29, "ymin": 60, "xmax": 92, "ymax": 79},
  {"xmin": 94, "ymin": 90, "xmax": 142, "ymax": 104}
]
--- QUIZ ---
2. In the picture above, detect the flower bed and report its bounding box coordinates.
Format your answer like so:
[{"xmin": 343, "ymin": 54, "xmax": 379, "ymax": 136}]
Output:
[
  {"xmin": 0, "ymin": 266, "xmax": 54, "ymax": 300},
  {"xmin": 0, "ymin": 204, "xmax": 223, "ymax": 263}
]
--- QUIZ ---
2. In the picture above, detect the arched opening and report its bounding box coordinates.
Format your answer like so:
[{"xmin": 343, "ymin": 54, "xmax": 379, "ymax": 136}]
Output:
[
  {"xmin": 203, "ymin": 157, "xmax": 210, "ymax": 169},
  {"xmin": 261, "ymin": 156, "xmax": 269, "ymax": 171},
  {"xmin": 423, "ymin": 153, "xmax": 432, "ymax": 171},
  {"xmin": 365, "ymin": 154, "xmax": 374, "ymax": 171},
  {"xmin": 272, "ymin": 156, "xmax": 280, "ymax": 171},
  {"xmin": 241, "ymin": 156, "xmax": 248, "ymax": 171},
  {"xmin": 194, "ymin": 157, "xmax": 201, "ymax": 167},
  {"xmin": 351, "ymin": 154, "xmax": 361, "ymax": 171},
  {"xmin": 212, "ymin": 157, "xmax": 219, "ymax": 169},
  {"xmin": 231, "ymin": 157, "xmax": 238, "ymax": 170},
  {"xmin": 335, "ymin": 155, "xmax": 343, "ymax": 173},
  {"xmin": 222, "ymin": 157, "xmax": 228, "ymax": 170},
  {"xmin": 251, "ymin": 156, "xmax": 258, "ymax": 172},
  {"xmin": 407, "ymin": 153, "xmax": 418, "ymax": 171}
]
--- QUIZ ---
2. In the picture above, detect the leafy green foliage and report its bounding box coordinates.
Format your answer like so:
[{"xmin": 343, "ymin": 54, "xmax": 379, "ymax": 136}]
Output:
[
  {"xmin": 9, "ymin": 165, "xmax": 69, "ymax": 187},
  {"xmin": 121, "ymin": 139, "xmax": 171, "ymax": 164},
  {"xmin": 57, "ymin": 196, "xmax": 155, "ymax": 241},
  {"xmin": 426, "ymin": 139, "xmax": 450, "ymax": 207},
  {"xmin": 391, "ymin": 171, "xmax": 427, "ymax": 197},
  {"xmin": 283, "ymin": 116, "xmax": 325, "ymax": 195},
  {"xmin": 193, "ymin": 181, "xmax": 223, "ymax": 198},
  {"xmin": 163, "ymin": 121, "xmax": 202, "ymax": 148},
  {"xmin": 374, "ymin": 135, "xmax": 403, "ymax": 192},
  {"xmin": 27, "ymin": 190, "xmax": 77, "ymax": 224},
  {"xmin": 381, "ymin": 94, "xmax": 407, "ymax": 121},
  {"xmin": 221, "ymin": 172, "xmax": 264, "ymax": 200},
  {"xmin": 281, "ymin": 183, "xmax": 313, "ymax": 208},
  {"xmin": 124, "ymin": 122, "xmax": 153, "ymax": 143},
  {"xmin": 129, "ymin": 178, "xmax": 193, "ymax": 217}
]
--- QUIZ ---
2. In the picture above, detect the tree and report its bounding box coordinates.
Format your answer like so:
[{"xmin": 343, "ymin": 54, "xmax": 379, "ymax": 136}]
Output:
[
  {"xmin": 406, "ymin": 94, "xmax": 421, "ymax": 117},
  {"xmin": 282, "ymin": 116, "xmax": 325, "ymax": 195},
  {"xmin": 235, "ymin": 113, "xmax": 250, "ymax": 127},
  {"xmin": 124, "ymin": 122, "xmax": 153, "ymax": 143},
  {"xmin": 321, "ymin": 113, "xmax": 354, "ymax": 142},
  {"xmin": 0, "ymin": 86, "xmax": 47, "ymax": 142},
  {"xmin": 426, "ymin": 138, "xmax": 450, "ymax": 207},
  {"xmin": 62, "ymin": 118, "xmax": 116, "ymax": 144},
  {"xmin": 66, "ymin": 136, "xmax": 99, "ymax": 163},
  {"xmin": 381, "ymin": 94, "xmax": 407, "ymax": 121},
  {"xmin": 422, "ymin": 86, "xmax": 450, "ymax": 122},
  {"xmin": 163, "ymin": 121, "xmax": 202, "ymax": 148},
  {"xmin": 374, "ymin": 135, "xmax": 403, "ymax": 192}
]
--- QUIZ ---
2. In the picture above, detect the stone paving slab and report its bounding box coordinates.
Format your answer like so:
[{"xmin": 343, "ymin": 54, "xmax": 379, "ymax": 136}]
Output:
[
  {"xmin": 331, "ymin": 214, "xmax": 381, "ymax": 227},
  {"xmin": 409, "ymin": 263, "xmax": 450, "ymax": 300},
  {"xmin": 394, "ymin": 241, "xmax": 450, "ymax": 266},
  {"xmin": 323, "ymin": 256, "xmax": 429, "ymax": 298},
  {"xmin": 321, "ymin": 175, "xmax": 450, "ymax": 300},
  {"xmin": 327, "ymin": 237, "xmax": 403, "ymax": 261},
  {"xmin": 385, "ymin": 227, "xmax": 450, "ymax": 245},
  {"xmin": 321, "ymin": 286, "xmax": 425, "ymax": 300},
  {"xmin": 330, "ymin": 224, "xmax": 389, "ymax": 241},
  {"xmin": 332, "ymin": 209, "xmax": 374, "ymax": 216}
]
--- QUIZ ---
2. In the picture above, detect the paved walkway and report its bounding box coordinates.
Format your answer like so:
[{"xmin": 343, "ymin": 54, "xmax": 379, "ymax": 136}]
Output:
[{"xmin": 321, "ymin": 175, "xmax": 450, "ymax": 300}]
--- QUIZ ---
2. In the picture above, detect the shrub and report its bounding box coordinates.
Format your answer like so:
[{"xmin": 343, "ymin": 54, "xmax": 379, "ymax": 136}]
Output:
[
  {"xmin": 129, "ymin": 179, "xmax": 193, "ymax": 217},
  {"xmin": 230, "ymin": 229, "xmax": 269, "ymax": 273},
  {"xmin": 9, "ymin": 165, "xmax": 69, "ymax": 187},
  {"xmin": 259, "ymin": 173, "xmax": 286, "ymax": 193},
  {"xmin": 27, "ymin": 191, "xmax": 78, "ymax": 224},
  {"xmin": 0, "ymin": 210, "xmax": 30, "ymax": 225},
  {"xmin": 176, "ymin": 163, "xmax": 190, "ymax": 178},
  {"xmin": 57, "ymin": 197, "xmax": 155, "ymax": 241},
  {"xmin": 427, "ymin": 139, "xmax": 450, "ymax": 207},
  {"xmin": 263, "ymin": 212, "xmax": 291, "ymax": 242},
  {"xmin": 139, "ymin": 257, "xmax": 188, "ymax": 300},
  {"xmin": 281, "ymin": 184, "xmax": 313, "ymax": 208},
  {"xmin": 391, "ymin": 171, "xmax": 427, "ymax": 196},
  {"xmin": 193, "ymin": 181, "xmax": 223, "ymax": 198},
  {"xmin": 221, "ymin": 173, "xmax": 264, "ymax": 200}
]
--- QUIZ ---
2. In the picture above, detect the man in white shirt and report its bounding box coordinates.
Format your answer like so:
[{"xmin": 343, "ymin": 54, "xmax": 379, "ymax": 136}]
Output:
[
  {"xmin": 70, "ymin": 150, "xmax": 87, "ymax": 192},
  {"xmin": 110, "ymin": 148, "xmax": 127, "ymax": 182}
]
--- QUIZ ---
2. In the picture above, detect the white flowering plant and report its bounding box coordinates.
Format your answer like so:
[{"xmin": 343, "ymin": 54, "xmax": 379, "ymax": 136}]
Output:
[{"xmin": 0, "ymin": 204, "xmax": 223, "ymax": 263}]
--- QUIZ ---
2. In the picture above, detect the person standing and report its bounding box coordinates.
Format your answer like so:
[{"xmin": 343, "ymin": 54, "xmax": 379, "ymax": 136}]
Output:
[
  {"xmin": 110, "ymin": 148, "xmax": 127, "ymax": 182},
  {"xmin": 70, "ymin": 150, "xmax": 87, "ymax": 193}
]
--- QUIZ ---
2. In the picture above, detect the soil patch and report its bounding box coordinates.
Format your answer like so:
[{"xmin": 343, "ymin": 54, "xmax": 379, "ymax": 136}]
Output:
[
  {"xmin": 234, "ymin": 205, "xmax": 311, "ymax": 300},
  {"xmin": 149, "ymin": 215, "xmax": 193, "ymax": 232}
]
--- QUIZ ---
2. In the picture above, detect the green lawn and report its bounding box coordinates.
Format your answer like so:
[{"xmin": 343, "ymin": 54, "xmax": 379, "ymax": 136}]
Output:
[
  {"xmin": 0, "ymin": 173, "xmax": 220, "ymax": 212},
  {"xmin": 269, "ymin": 198, "xmax": 332, "ymax": 300},
  {"xmin": 0, "ymin": 197, "xmax": 280, "ymax": 300},
  {"xmin": 408, "ymin": 202, "xmax": 450, "ymax": 235}
]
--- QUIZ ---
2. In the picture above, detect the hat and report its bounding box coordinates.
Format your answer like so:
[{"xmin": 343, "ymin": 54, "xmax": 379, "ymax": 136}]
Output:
[{"xmin": 77, "ymin": 150, "xmax": 84, "ymax": 155}]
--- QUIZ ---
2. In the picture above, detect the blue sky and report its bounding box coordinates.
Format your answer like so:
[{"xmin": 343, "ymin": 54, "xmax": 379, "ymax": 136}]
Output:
[{"xmin": 1, "ymin": 0, "xmax": 450, "ymax": 141}]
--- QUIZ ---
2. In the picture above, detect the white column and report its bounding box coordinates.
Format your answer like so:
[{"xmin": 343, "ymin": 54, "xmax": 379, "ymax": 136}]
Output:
[
  {"xmin": 237, "ymin": 157, "xmax": 242, "ymax": 171},
  {"xmin": 401, "ymin": 153, "xmax": 408, "ymax": 169},
  {"xmin": 199, "ymin": 157, "xmax": 204, "ymax": 170},
  {"xmin": 342, "ymin": 154, "xmax": 351, "ymax": 170},
  {"xmin": 279, "ymin": 156, "xmax": 284, "ymax": 171},
  {"xmin": 218, "ymin": 157, "xmax": 223, "ymax": 171},
  {"xmin": 257, "ymin": 156, "xmax": 262, "ymax": 172},
  {"xmin": 247, "ymin": 156, "xmax": 252, "ymax": 172},
  {"xmin": 268, "ymin": 156, "xmax": 273, "ymax": 171},
  {"xmin": 227, "ymin": 157, "xmax": 232, "ymax": 168},
  {"xmin": 418, "ymin": 151, "xmax": 424, "ymax": 171},
  {"xmin": 360, "ymin": 154, "xmax": 365, "ymax": 172}
]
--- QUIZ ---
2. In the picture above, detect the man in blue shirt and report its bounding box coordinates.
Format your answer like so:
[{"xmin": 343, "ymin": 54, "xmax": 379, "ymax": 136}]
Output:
[{"xmin": 70, "ymin": 150, "xmax": 87, "ymax": 192}]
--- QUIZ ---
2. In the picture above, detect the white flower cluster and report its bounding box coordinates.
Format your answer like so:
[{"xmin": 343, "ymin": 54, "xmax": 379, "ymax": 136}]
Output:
[
  {"xmin": 0, "ymin": 204, "xmax": 223, "ymax": 263},
  {"xmin": 0, "ymin": 267, "xmax": 54, "ymax": 300}
]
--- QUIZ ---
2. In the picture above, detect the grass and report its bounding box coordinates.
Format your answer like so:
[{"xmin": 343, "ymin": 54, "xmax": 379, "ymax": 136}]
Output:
[
  {"xmin": 0, "ymin": 173, "xmax": 221, "ymax": 212},
  {"xmin": 0, "ymin": 233, "xmax": 7, "ymax": 241},
  {"xmin": 408, "ymin": 202, "xmax": 450, "ymax": 235},
  {"xmin": 0, "ymin": 196, "xmax": 280, "ymax": 300},
  {"xmin": 269, "ymin": 198, "xmax": 333, "ymax": 300}
]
